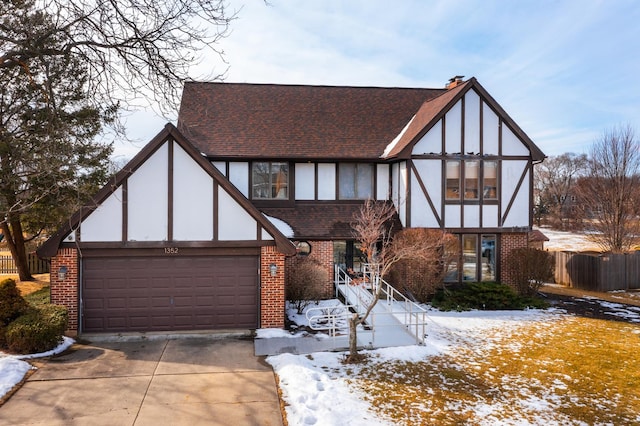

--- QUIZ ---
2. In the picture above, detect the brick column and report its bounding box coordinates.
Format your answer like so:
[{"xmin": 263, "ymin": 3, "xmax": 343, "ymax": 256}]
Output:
[
  {"xmin": 500, "ymin": 233, "xmax": 528, "ymax": 288},
  {"xmin": 50, "ymin": 248, "xmax": 79, "ymax": 336},
  {"xmin": 260, "ymin": 246, "xmax": 286, "ymax": 328}
]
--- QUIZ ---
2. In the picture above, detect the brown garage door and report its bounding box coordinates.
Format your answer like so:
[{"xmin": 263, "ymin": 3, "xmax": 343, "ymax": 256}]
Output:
[{"xmin": 82, "ymin": 256, "xmax": 258, "ymax": 332}]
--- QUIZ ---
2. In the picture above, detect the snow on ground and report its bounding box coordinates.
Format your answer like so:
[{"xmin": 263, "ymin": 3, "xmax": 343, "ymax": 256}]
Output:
[
  {"xmin": 536, "ymin": 227, "xmax": 601, "ymax": 252},
  {"xmin": 0, "ymin": 337, "xmax": 74, "ymax": 399},
  {"xmin": 266, "ymin": 302, "xmax": 567, "ymax": 426},
  {"xmin": 578, "ymin": 297, "xmax": 640, "ymax": 323}
]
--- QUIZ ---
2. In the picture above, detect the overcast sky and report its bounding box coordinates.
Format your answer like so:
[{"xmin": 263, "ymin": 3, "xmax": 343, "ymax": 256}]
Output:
[{"xmin": 115, "ymin": 0, "xmax": 640, "ymax": 162}]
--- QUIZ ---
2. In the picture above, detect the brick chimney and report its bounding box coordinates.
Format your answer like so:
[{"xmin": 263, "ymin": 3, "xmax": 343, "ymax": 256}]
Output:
[{"xmin": 446, "ymin": 75, "xmax": 465, "ymax": 89}]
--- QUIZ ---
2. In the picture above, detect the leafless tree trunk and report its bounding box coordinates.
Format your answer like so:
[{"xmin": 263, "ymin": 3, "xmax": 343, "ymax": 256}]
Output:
[
  {"xmin": 578, "ymin": 125, "xmax": 640, "ymax": 252},
  {"xmin": 1, "ymin": 219, "xmax": 31, "ymax": 281},
  {"xmin": 346, "ymin": 200, "xmax": 456, "ymax": 362}
]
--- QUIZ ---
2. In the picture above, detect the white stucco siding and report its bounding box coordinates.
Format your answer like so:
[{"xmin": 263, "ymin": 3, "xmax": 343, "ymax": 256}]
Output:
[
  {"xmin": 482, "ymin": 104, "xmax": 500, "ymax": 155},
  {"xmin": 212, "ymin": 161, "xmax": 226, "ymax": 175},
  {"xmin": 376, "ymin": 164, "xmax": 389, "ymax": 200},
  {"xmin": 412, "ymin": 159, "xmax": 441, "ymax": 221},
  {"xmin": 501, "ymin": 161, "xmax": 530, "ymax": 227},
  {"xmin": 410, "ymin": 173, "xmax": 438, "ymax": 227},
  {"xmin": 128, "ymin": 143, "xmax": 168, "ymax": 241},
  {"xmin": 503, "ymin": 170, "xmax": 531, "ymax": 227},
  {"xmin": 445, "ymin": 204, "xmax": 461, "ymax": 228},
  {"xmin": 217, "ymin": 188, "xmax": 257, "ymax": 240},
  {"xmin": 317, "ymin": 163, "xmax": 336, "ymax": 200},
  {"xmin": 502, "ymin": 125, "xmax": 530, "ymax": 156},
  {"xmin": 445, "ymin": 100, "xmax": 462, "ymax": 154},
  {"xmin": 483, "ymin": 205, "xmax": 499, "ymax": 228},
  {"xmin": 81, "ymin": 187, "xmax": 123, "ymax": 242},
  {"xmin": 501, "ymin": 160, "xmax": 528, "ymax": 204},
  {"xmin": 391, "ymin": 163, "xmax": 400, "ymax": 210},
  {"xmin": 412, "ymin": 120, "xmax": 442, "ymax": 155},
  {"xmin": 228, "ymin": 162, "xmax": 249, "ymax": 197},
  {"xmin": 463, "ymin": 205, "xmax": 480, "ymax": 228},
  {"xmin": 173, "ymin": 145, "xmax": 214, "ymax": 241},
  {"xmin": 398, "ymin": 162, "xmax": 408, "ymax": 226},
  {"xmin": 464, "ymin": 90, "xmax": 481, "ymax": 154},
  {"xmin": 295, "ymin": 163, "xmax": 315, "ymax": 200}
]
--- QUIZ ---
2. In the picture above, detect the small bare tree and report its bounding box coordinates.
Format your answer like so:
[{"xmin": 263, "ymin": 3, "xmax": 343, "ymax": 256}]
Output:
[
  {"xmin": 578, "ymin": 125, "xmax": 640, "ymax": 252},
  {"xmin": 388, "ymin": 228, "xmax": 459, "ymax": 303},
  {"xmin": 346, "ymin": 200, "xmax": 455, "ymax": 362},
  {"xmin": 505, "ymin": 248, "xmax": 554, "ymax": 296}
]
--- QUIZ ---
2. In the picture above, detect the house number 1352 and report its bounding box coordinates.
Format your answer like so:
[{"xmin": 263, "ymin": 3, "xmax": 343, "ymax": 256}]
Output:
[{"xmin": 164, "ymin": 247, "xmax": 179, "ymax": 254}]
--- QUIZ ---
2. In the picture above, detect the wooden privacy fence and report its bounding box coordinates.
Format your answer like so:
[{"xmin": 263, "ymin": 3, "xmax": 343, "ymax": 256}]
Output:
[
  {"xmin": 553, "ymin": 251, "xmax": 640, "ymax": 292},
  {"xmin": 0, "ymin": 253, "xmax": 50, "ymax": 274}
]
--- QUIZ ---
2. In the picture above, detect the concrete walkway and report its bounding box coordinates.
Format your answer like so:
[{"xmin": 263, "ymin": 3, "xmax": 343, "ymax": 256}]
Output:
[{"xmin": 0, "ymin": 337, "xmax": 283, "ymax": 426}]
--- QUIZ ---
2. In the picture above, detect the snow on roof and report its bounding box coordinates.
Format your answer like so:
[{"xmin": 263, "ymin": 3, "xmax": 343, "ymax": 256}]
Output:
[
  {"xmin": 382, "ymin": 114, "xmax": 416, "ymax": 158},
  {"xmin": 264, "ymin": 214, "xmax": 294, "ymax": 238}
]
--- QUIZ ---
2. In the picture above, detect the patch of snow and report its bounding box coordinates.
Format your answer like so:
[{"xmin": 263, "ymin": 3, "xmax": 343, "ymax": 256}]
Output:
[
  {"xmin": 267, "ymin": 308, "xmax": 564, "ymax": 425},
  {"xmin": 268, "ymin": 352, "xmax": 394, "ymax": 426},
  {"xmin": 536, "ymin": 227, "xmax": 600, "ymax": 252},
  {"xmin": 382, "ymin": 114, "xmax": 415, "ymax": 158},
  {"xmin": 286, "ymin": 299, "xmax": 346, "ymax": 327},
  {"xmin": 263, "ymin": 214, "xmax": 294, "ymax": 238},
  {"xmin": 14, "ymin": 336, "xmax": 75, "ymax": 360},
  {"xmin": 0, "ymin": 337, "xmax": 74, "ymax": 399},
  {"xmin": 0, "ymin": 358, "xmax": 32, "ymax": 398},
  {"xmin": 255, "ymin": 328, "xmax": 301, "ymax": 339}
]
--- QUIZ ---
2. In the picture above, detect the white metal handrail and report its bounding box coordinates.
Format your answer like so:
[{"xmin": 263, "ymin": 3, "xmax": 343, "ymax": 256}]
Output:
[
  {"xmin": 305, "ymin": 305, "xmax": 351, "ymax": 336},
  {"xmin": 376, "ymin": 275, "xmax": 428, "ymax": 344},
  {"xmin": 334, "ymin": 265, "xmax": 428, "ymax": 345}
]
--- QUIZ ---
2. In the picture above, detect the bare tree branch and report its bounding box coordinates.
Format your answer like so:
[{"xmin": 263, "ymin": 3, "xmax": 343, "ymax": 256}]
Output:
[{"xmin": 578, "ymin": 124, "xmax": 640, "ymax": 252}]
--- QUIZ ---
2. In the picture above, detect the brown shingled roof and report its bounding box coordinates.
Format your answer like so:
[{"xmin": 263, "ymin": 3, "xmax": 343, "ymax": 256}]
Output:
[
  {"xmin": 260, "ymin": 202, "xmax": 403, "ymax": 240},
  {"xmin": 529, "ymin": 229, "xmax": 550, "ymax": 242},
  {"xmin": 383, "ymin": 80, "xmax": 471, "ymax": 158},
  {"xmin": 177, "ymin": 82, "xmax": 445, "ymax": 160}
]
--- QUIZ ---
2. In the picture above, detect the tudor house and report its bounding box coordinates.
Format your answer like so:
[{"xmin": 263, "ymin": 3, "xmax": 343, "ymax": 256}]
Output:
[{"xmin": 39, "ymin": 76, "xmax": 545, "ymax": 335}]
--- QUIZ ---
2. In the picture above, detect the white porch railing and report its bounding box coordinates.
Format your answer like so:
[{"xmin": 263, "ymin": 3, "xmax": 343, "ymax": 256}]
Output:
[
  {"xmin": 305, "ymin": 305, "xmax": 351, "ymax": 336},
  {"xmin": 334, "ymin": 265, "xmax": 428, "ymax": 345}
]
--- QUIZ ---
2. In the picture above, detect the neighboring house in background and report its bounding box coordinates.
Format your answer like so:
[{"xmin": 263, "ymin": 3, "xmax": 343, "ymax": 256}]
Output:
[
  {"xmin": 39, "ymin": 76, "xmax": 545, "ymax": 335},
  {"xmin": 528, "ymin": 229, "xmax": 550, "ymax": 250}
]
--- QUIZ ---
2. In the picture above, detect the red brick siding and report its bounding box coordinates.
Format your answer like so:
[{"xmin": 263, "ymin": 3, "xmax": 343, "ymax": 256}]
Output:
[
  {"xmin": 260, "ymin": 246, "xmax": 286, "ymax": 328},
  {"xmin": 284, "ymin": 240, "xmax": 335, "ymax": 299},
  {"xmin": 50, "ymin": 248, "xmax": 79, "ymax": 336},
  {"xmin": 500, "ymin": 233, "xmax": 528, "ymax": 288}
]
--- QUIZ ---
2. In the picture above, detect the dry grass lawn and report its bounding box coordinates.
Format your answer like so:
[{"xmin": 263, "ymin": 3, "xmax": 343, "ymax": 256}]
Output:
[
  {"xmin": 353, "ymin": 316, "xmax": 640, "ymax": 425},
  {"xmin": 0, "ymin": 273, "xmax": 49, "ymax": 296}
]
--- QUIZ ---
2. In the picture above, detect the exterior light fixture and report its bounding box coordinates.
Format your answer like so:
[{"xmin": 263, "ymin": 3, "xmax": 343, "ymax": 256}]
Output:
[
  {"xmin": 269, "ymin": 263, "xmax": 278, "ymax": 277},
  {"xmin": 58, "ymin": 265, "xmax": 68, "ymax": 281}
]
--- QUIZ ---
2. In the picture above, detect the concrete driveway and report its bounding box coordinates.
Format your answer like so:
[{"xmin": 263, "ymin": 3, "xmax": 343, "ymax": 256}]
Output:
[{"xmin": 0, "ymin": 337, "xmax": 284, "ymax": 426}]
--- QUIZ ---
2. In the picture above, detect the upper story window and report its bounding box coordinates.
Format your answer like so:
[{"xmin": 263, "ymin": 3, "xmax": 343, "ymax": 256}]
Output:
[
  {"xmin": 252, "ymin": 162, "xmax": 289, "ymax": 199},
  {"xmin": 464, "ymin": 160, "xmax": 480, "ymax": 200},
  {"xmin": 483, "ymin": 161, "xmax": 498, "ymax": 200},
  {"xmin": 339, "ymin": 163, "xmax": 373, "ymax": 200},
  {"xmin": 446, "ymin": 161, "xmax": 461, "ymax": 200},
  {"xmin": 446, "ymin": 159, "xmax": 498, "ymax": 202}
]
